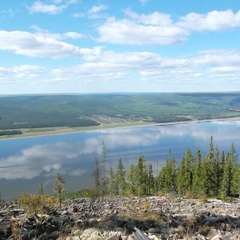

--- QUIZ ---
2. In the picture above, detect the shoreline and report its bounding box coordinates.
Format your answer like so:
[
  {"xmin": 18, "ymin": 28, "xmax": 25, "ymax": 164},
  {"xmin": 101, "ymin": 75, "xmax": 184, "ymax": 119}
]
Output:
[{"xmin": 0, "ymin": 116, "xmax": 239, "ymax": 141}]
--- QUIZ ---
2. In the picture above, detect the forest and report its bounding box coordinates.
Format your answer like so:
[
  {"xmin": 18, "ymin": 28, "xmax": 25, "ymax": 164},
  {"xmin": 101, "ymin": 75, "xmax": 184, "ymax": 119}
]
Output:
[
  {"xmin": 77, "ymin": 137, "xmax": 240, "ymax": 200},
  {"xmin": 0, "ymin": 93, "xmax": 240, "ymax": 129}
]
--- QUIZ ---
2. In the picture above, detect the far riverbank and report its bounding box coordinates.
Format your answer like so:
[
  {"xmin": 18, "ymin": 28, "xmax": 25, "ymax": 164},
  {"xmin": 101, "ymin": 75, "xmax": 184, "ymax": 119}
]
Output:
[{"xmin": 0, "ymin": 117, "xmax": 239, "ymax": 141}]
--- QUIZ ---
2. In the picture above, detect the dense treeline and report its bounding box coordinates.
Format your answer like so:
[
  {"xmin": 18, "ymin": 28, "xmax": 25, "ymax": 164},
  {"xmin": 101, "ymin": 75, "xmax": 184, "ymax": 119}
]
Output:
[
  {"xmin": 92, "ymin": 138, "xmax": 240, "ymax": 199},
  {"xmin": 0, "ymin": 93, "xmax": 240, "ymax": 129},
  {"xmin": 0, "ymin": 130, "xmax": 22, "ymax": 136}
]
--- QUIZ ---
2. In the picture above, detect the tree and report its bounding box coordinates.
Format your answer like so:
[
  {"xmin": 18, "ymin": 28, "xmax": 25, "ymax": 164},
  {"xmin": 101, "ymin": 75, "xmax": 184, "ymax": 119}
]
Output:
[
  {"xmin": 115, "ymin": 158, "xmax": 126, "ymax": 195},
  {"xmin": 147, "ymin": 163, "xmax": 155, "ymax": 195},
  {"xmin": 135, "ymin": 155, "xmax": 147, "ymax": 196},
  {"xmin": 220, "ymin": 144, "xmax": 239, "ymax": 197},
  {"xmin": 126, "ymin": 164, "xmax": 136, "ymax": 195},
  {"xmin": 176, "ymin": 148, "xmax": 194, "ymax": 196},
  {"xmin": 192, "ymin": 148, "xmax": 203, "ymax": 196},
  {"xmin": 38, "ymin": 183, "xmax": 44, "ymax": 196},
  {"xmin": 108, "ymin": 167, "xmax": 116, "ymax": 195},
  {"xmin": 202, "ymin": 137, "xmax": 216, "ymax": 196},
  {"xmin": 100, "ymin": 141, "xmax": 108, "ymax": 195},
  {"xmin": 54, "ymin": 173, "xmax": 65, "ymax": 207},
  {"xmin": 92, "ymin": 158, "xmax": 100, "ymax": 196},
  {"xmin": 158, "ymin": 151, "xmax": 177, "ymax": 194}
]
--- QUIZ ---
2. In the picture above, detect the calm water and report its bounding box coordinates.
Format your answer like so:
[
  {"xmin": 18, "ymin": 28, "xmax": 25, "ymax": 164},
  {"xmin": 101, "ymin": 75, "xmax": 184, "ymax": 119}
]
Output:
[{"xmin": 0, "ymin": 119, "xmax": 240, "ymax": 200}]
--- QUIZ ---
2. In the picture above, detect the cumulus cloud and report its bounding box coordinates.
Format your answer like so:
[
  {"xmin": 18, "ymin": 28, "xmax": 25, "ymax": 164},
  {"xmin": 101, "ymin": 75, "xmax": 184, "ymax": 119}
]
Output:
[
  {"xmin": 178, "ymin": 9, "xmax": 240, "ymax": 31},
  {"xmin": 194, "ymin": 49, "xmax": 240, "ymax": 66},
  {"xmin": 97, "ymin": 16, "xmax": 188, "ymax": 45},
  {"xmin": 1, "ymin": 48, "xmax": 239, "ymax": 90},
  {"xmin": 0, "ymin": 143, "xmax": 82, "ymax": 179},
  {"xmin": 31, "ymin": 25, "xmax": 84, "ymax": 40},
  {"xmin": 0, "ymin": 65, "xmax": 46, "ymax": 82},
  {"xmin": 97, "ymin": 9, "xmax": 240, "ymax": 45},
  {"xmin": 0, "ymin": 30, "xmax": 101, "ymax": 59},
  {"xmin": 27, "ymin": 0, "xmax": 76, "ymax": 14}
]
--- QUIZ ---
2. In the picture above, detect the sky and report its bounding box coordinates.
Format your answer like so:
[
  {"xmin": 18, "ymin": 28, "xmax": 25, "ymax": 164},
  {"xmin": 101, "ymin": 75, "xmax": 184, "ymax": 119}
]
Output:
[{"xmin": 0, "ymin": 0, "xmax": 240, "ymax": 94}]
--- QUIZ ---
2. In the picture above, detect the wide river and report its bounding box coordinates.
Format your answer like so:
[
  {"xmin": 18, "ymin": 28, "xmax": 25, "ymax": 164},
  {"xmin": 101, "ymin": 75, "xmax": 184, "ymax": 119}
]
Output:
[{"xmin": 0, "ymin": 118, "xmax": 240, "ymax": 200}]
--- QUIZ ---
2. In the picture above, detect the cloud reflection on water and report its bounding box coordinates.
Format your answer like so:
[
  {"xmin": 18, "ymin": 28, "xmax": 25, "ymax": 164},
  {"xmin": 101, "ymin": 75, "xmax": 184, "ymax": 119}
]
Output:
[{"xmin": 0, "ymin": 120, "xmax": 239, "ymax": 180}]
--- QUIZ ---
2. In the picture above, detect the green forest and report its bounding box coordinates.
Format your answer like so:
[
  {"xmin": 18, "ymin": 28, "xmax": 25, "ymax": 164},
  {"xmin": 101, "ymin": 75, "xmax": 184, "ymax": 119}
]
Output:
[
  {"xmin": 0, "ymin": 93, "xmax": 240, "ymax": 129},
  {"xmin": 81, "ymin": 137, "xmax": 240, "ymax": 200}
]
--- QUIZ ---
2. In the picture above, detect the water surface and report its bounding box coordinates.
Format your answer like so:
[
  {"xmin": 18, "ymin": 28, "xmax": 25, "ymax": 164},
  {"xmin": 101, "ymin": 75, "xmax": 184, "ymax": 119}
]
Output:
[{"xmin": 0, "ymin": 119, "xmax": 240, "ymax": 200}]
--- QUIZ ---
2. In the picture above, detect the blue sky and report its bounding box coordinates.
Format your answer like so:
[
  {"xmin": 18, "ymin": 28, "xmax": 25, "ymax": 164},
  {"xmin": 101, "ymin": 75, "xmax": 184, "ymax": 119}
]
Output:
[{"xmin": 0, "ymin": 0, "xmax": 239, "ymax": 94}]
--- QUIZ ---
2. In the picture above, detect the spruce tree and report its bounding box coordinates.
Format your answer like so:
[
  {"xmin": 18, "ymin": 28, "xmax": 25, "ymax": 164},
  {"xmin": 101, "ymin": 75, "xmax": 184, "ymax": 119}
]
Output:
[
  {"xmin": 93, "ymin": 158, "xmax": 100, "ymax": 196},
  {"xmin": 115, "ymin": 158, "xmax": 126, "ymax": 195},
  {"xmin": 135, "ymin": 155, "xmax": 147, "ymax": 196},
  {"xmin": 176, "ymin": 148, "xmax": 193, "ymax": 196},
  {"xmin": 100, "ymin": 141, "xmax": 108, "ymax": 195},
  {"xmin": 147, "ymin": 163, "xmax": 155, "ymax": 195},
  {"xmin": 126, "ymin": 164, "xmax": 136, "ymax": 195},
  {"xmin": 158, "ymin": 152, "xmax": 177, "ymax": 194},
  {"xmin": 202, "ymin": 137, "xmax": 216, "ymax": 196},
  {"xmin": 192, "ymin": 148, "xmax": 203, "ymax": 196},
  {"xmin": 108, "ymin": 167, "xmax": 116, "ymax": 195},
  {"xmin": 220, "ymin": 144, "xmax": 238, "ymax": 197}
]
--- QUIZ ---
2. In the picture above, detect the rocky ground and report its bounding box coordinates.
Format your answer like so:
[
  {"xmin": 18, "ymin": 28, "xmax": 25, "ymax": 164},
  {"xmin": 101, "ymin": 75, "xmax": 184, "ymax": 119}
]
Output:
[{"xmin": 0, "ymin": 196, "xmax": 240, "ymax": 240}]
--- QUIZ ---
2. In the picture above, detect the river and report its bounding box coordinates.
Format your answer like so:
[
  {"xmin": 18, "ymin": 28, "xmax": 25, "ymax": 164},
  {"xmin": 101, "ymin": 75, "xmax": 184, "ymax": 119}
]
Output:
[{"xmin": 0, "ymin": 118, "xmax": 240, "ymax": 200}]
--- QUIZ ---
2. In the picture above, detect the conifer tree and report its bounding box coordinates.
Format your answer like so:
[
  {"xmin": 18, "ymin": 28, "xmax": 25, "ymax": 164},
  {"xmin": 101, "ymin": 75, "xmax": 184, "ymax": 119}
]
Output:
[
  {"xmin": 147, "ymin": 163, "xmax": 155, "ymax": 195},
  {"xmin": 135, "ymin": 155, "xmax": 147, "ymax": 196},
  {"xmin": 176, "ymin": 148, "xmax": 193, "ymax": 195},
  {"xmin": 100, "ymin": 141, "xmax": 108, "ymax": 195},
  {"xmin": 212, "ymin": 146, "xmax": 222, "ymax": 196},
  {"xmin": 192, "ymin": 148, "xmax": 203, "ymax": 196},
  {"xmin": 126, "ymin": 164, "xmax": 136, "ymax": 195},
  {"xmin": 108, "ymin": 167, "xmax": 116, "ymax": 195},
  {"xmin": 220, "ymin": 144, "xmax": 238, "ymax": 197},
  {"xmin": 158, "ymin": 152, "xmax": 177, "ymax": 194},
  {"xmin": 93, "ymin": 158, "xmax": 100, "ymax": 196},
  {"xmin": 202, "ymin": 137, "xmax": 216, "ymax": 196},
  {"xmin": 115, "ymin": 158, "xmax": 126, "ymax": 194}
]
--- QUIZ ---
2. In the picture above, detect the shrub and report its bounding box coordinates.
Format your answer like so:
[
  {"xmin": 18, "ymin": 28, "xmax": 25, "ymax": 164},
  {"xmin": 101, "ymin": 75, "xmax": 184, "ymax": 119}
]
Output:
[{"xmin": 18, "ymin": 193, "xmax": 58, "ymax": 216}]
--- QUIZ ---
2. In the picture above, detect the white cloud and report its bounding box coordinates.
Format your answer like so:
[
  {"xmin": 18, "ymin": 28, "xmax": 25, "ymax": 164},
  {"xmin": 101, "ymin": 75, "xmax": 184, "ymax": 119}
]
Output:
[
  {"xmin": 27, "ymin": 1, "xmax": 66, "ymax": 14},
  {"xmin": 27, "ymin": 0, "xmax": 76, "ymax": 14},
  {"xmin": 125, "ymin": 10, "xmax": 172, "ymax": 26},
  {"xmin": 211, "ymin": 66, "xmax": 240, "ymax": 73},
  {"xmin": 88, "ymin": 4, "xmax": 108, "ymax": 19},
  {"xmin": 63, "ymin": 32, "xmax": 83, "ymax": 39},
  {"xmin": 31, "ymin": 25, "xmax": 84, "ymax": 40},
  {"xmin": 97, "ymin": 16, "xmax": 188, "ymax": 45},
  {"xmin": 1, "ymin": 47, "xmax": 240, "ymax": 91},
  {"xmin": 0, "ymin": 143, "xmax": 82, "ymax": 179},
  {"xmin": 0, "ymin": 65, "xmax": 46, "ymax": 82},
  {"xmin": 97, "ymin": 9, "xmax": 240, "ymax": 45},
  {"xmin": 0, "ymin": 30, "xmax": 100, "ymax": 59},
  {"xmin": 194, "ymin": 49, "xmax": 240, "ymax": 66},
  {"xmin": 89, "ymin": 5, "xmax": 108, "ymax": 14},
  {"xmin": 178, "ymin": 9, "xmax": 240, "ymax": 31}
]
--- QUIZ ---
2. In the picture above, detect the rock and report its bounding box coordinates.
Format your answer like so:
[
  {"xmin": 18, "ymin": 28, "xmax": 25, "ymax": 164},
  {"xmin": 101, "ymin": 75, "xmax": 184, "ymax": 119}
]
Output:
[
  {"xmin": 48, "ymin": 230, "xmax": 60, "ymax": 239},
  {"xmin": 207, "ymin": 228, "xmax": 222, "ymax": 239},
  {"xmin": 0, "ymin": 196, "xmax": 240, "ymax": 239},
  {"xmin": 147, "ymin": 227, "xmax": 161, "ymax": 233}
]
